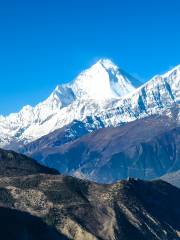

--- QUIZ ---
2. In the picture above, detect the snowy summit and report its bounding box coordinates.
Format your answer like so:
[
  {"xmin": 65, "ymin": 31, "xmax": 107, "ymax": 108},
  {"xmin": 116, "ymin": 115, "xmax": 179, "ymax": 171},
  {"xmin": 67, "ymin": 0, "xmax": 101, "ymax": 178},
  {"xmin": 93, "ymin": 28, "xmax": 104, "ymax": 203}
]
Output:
[{"xmin": 47, "ymin": 58, "xmax": 140, "ymax": 109}]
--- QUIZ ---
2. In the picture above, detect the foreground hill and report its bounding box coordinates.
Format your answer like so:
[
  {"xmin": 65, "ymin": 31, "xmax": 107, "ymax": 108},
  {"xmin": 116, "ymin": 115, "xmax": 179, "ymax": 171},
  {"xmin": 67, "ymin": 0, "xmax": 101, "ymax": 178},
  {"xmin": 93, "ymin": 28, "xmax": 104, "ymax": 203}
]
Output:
[
  {"xmin": 0, "ymin": 149, "xmax": 180, "ymax": 240},
  {"xmin": 0, "ymin": 207, "xmax": 68, "ymax": 240},
  {"xmin": 0, "ymin": 174, "xmax": 180, "ymax": 240},
  {"xmin": 22, "ymin": 113, "xmax": 180, "ymax": 183}
]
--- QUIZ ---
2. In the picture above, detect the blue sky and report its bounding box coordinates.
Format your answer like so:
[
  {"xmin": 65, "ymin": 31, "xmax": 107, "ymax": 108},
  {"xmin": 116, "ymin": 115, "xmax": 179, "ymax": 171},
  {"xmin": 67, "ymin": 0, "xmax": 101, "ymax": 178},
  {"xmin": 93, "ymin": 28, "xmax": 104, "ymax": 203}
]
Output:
[{"xmin": 0, "ymin": 0, "xmax": 180, "ymax": 115}]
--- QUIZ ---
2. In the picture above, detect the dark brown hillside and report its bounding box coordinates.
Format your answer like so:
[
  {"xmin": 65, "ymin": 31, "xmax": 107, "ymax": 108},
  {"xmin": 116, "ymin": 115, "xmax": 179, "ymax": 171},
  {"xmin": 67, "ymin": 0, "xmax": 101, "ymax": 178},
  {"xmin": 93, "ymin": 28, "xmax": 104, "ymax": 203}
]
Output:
[
  {"xmin": 0, "ymin": 148, "xmax": 179, "ymax": 240},
  {"xmin": 0, "ymin": 173, "xmax": 180, "ymax": 239},
  {"xmin": 0, "ymin": 148, "xmax": 58, "ymax": 176},
  {"xmin": 25, "ymin": 115, "xmax": 180, "ymax": 183},
  {"xmin": 0, "ymin": 207, "xmax": 68, "ymax": 240}
]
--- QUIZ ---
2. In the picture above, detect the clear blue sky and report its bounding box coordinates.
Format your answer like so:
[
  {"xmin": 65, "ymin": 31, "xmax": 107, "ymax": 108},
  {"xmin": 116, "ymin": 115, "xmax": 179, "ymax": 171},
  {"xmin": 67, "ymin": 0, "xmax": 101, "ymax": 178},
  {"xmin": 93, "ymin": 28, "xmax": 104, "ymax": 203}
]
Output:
[{"xmin": 0, "ymin": 0, "xmax": 180, "ymax": 115}]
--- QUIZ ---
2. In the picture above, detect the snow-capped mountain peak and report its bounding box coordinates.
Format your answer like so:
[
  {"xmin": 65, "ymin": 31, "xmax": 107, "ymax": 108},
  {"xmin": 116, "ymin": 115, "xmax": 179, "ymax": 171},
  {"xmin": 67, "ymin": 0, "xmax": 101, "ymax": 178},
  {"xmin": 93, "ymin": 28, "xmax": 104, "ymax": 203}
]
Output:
[
  {"xmin": 95, "ymin": 58, "xmax": 119, "ymax": 71},
  {"xmin": 50, "ymin": 58, "xmax": 140, "ymax": 105},
  {"xmin": 0, "ymin": 58, "xmax": 140, "ymax": 147},
  {"xmin": 1, "ymin": 60, "xmax": 179, "ymax": 149}
]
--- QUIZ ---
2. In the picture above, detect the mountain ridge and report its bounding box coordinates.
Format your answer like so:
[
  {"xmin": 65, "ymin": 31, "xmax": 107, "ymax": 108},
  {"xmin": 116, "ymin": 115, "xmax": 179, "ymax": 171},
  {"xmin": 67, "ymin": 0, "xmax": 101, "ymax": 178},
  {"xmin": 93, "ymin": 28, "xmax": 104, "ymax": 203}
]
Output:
[
  {"xmin": 0, "ymin": 59, "xmax": 180, "ymax": 150},
  {"xmin": 20, "ymin": 108, "xmax": 180, "ymax": 183}
]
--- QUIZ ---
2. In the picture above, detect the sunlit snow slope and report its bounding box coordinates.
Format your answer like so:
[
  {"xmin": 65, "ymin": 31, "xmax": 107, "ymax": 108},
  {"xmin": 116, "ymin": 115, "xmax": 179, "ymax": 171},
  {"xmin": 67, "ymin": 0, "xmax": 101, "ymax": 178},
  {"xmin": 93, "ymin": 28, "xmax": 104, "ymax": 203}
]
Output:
[{"xmin": 0, "ymin": 59, "xmax": 140, "ymax": 147}]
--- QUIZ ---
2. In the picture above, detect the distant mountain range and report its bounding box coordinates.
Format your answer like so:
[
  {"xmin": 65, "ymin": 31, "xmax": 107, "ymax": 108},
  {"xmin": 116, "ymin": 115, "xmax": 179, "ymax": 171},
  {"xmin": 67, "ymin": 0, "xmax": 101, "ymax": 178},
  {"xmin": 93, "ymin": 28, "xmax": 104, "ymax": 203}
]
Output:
[
  {"xmin": 1, "ymin": 59, "xmax": 180, "ymax": 149},
  {"xmin": 0, "ymin": 148, "xmax": 180, "ymax": 240},
  {"xmin": 1, "ymin": 58, "xmax": 180, "ymax": 183},
  {"xmin": 20, "ymin": 109, "xmax": 180, "ymax": 183}
]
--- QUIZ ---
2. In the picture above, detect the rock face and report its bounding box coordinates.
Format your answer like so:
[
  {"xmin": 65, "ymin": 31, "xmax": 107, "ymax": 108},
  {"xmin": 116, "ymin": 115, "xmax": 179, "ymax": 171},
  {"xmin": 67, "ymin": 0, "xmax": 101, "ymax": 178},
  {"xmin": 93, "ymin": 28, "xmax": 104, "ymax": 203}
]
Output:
[{"xmin": 22, "ymin": 112, "xmax": 180, "ymax": 183}]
